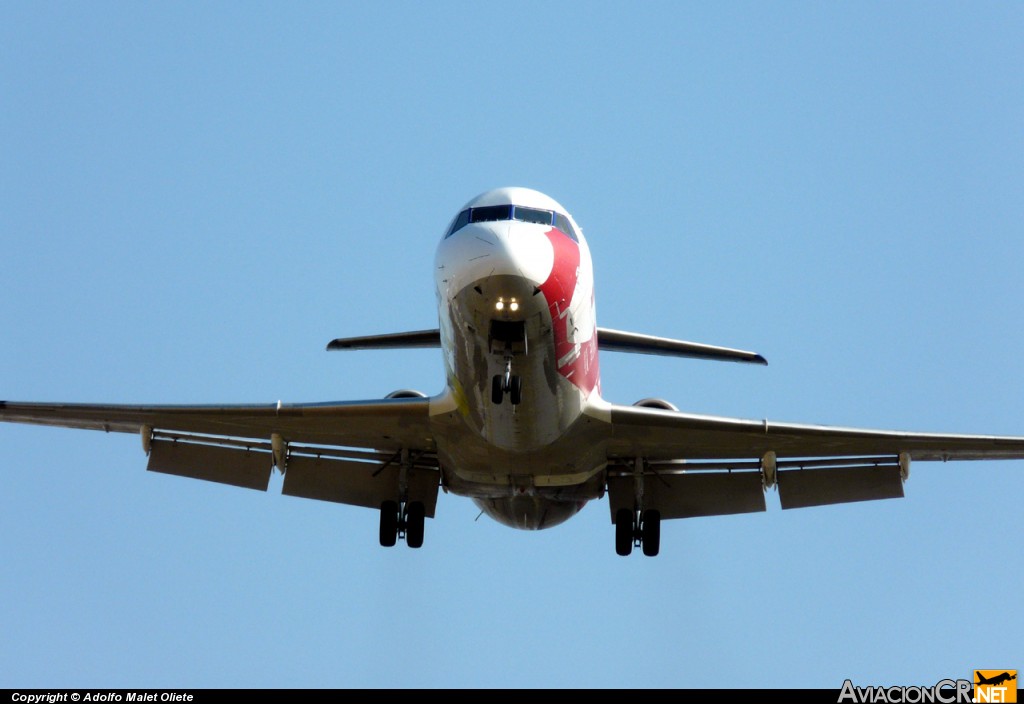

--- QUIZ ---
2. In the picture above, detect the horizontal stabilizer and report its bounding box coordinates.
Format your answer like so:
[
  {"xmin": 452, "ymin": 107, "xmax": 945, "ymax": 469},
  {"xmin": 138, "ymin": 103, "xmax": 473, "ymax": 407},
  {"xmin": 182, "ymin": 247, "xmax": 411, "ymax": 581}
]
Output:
[
  {"xmin": 327, "ymin": 329, "xmax": 441, "ymax": 351},
  {"xmin": 596, "ymin": 328, "xmax": 767, "ymax": 365},
  {"xmin": 327, "ymin": 327, "xmax": 767, "ymax": 364}
]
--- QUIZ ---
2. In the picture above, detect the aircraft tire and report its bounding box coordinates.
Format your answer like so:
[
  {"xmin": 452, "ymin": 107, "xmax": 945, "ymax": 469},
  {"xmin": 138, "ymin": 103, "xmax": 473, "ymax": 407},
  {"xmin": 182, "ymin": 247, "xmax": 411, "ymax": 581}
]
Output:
[
  {"xmin": 509, "ymin": 375, "xmax": 522, "ymax": 405},
  {"xmin": 641, "ymin": 509, "xmax": 661, "ymax": 557},
  {"xmin": 406, "ymin": 501, "xmax": 425, "ymax": 548},
  {"xmin": 491, "ymin": 375, "xmax": 503, "ymax": 404},
  {"xmin": 379, "ymin": 500, "xmax": 399, "ymax": 547},
  {"xmin": 615, "ymin": 508, "xmax": 633, "ymax": 556}
]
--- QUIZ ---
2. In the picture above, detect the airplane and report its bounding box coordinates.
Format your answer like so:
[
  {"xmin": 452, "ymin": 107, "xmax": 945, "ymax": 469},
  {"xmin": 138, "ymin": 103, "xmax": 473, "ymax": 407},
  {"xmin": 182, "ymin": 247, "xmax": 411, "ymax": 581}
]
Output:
[
  {"xmin": 3, "ymin": 186, "xmax": 1024, "ymax": 557},
  {"xmin": 976, "ymin": 673, "xmax": 1017, "ymax": 687}
]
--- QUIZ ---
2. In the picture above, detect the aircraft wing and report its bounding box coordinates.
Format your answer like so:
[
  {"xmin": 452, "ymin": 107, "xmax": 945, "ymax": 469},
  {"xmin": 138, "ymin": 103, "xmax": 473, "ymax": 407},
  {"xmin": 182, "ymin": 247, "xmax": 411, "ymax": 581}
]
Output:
[
  {"xmin": 0, "ymin": 398, "xmax": 441, "ymax": 514},
  {"xmin": 601, "ymin": 404, "xmax": 1024, "ymax": 518},
  {"xmin": 0, "ymin": 398, "xmax": 434, "ymax": 448}
]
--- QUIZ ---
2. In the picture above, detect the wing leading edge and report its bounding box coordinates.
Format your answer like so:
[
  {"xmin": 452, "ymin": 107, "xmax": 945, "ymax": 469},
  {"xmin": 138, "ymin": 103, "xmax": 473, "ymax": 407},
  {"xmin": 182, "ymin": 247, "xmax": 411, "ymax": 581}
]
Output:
[{"xmin": 600, "ymin": 403, "xmax": 1024, "ymax": 519}]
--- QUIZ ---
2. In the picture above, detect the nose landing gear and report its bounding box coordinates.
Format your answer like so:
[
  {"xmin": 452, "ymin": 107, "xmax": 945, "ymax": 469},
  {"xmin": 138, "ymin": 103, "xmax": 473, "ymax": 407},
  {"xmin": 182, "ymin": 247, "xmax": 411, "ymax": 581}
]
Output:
[
  {"xmin": 491, "ymin": 357, "xmax": 523, "ymax": 405},
  {"xmin": 488, "ymin": 318, "xmax": 526, "ymax": 406}
]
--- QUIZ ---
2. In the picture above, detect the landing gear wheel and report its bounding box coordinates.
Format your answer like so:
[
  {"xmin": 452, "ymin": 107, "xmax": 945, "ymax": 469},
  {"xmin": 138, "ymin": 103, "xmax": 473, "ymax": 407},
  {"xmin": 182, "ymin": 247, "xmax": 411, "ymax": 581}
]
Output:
[
  {"xmin": 641, "ymin": 509, "xmax": 661, "ymax": 557},
  {"xmin": 405, "ymin": 501, "xmax": 425, "ymax": 549},
  {"xmin": 491, "ymin": 375, "xmax": 503, "ymax": 405},
  {"xmin": 615, "ymin": 508, "xmax": 634, "ymax": 556},
  {"xmin": 509, "ymin": 375, "xmax": 522, "ymax": 405},
  {"xmin": 379, "ymin": 500, "xmax": 399, "ymax": 547}
]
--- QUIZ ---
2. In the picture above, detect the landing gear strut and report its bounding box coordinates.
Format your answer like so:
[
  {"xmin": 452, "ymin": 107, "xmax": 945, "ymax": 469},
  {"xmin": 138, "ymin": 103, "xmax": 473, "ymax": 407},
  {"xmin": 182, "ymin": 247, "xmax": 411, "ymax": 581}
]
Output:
[
  {"xmin": 379, "ymin": 500, "xmax": 426, "ymax": 549},
  {"xmin": 614, "ymin": 507, "xmax": 661, "ymax": 557}
]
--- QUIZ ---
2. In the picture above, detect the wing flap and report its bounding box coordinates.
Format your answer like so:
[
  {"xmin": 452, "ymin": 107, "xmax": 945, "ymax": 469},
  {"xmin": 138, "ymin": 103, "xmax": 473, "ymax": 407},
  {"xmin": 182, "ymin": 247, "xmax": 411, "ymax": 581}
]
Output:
[
  {"xmin": 282, "ymin": 456, "xmax": 439, "ymax": 517},
  {"xmin": 608, "ymin": 471, "xmax": 766, "ymax": 520},
  {"xmin": 777, "ymin": 465, "xmax": 904, "ymax": 509},
  {"xmin": 147, "ymin": 439, "xmax": 273, "ymax": 491}
]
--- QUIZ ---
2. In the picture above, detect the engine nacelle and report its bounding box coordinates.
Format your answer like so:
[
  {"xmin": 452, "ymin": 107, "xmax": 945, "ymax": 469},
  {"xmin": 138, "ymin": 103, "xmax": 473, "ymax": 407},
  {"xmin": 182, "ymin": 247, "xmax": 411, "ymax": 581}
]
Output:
[
  {"xmin": 385, "ymin": 389, "xmax": 428, "ymax": 399},
  {"xmin": 632, "ymin": 398, "xmax": 678, "ymax": 412}
]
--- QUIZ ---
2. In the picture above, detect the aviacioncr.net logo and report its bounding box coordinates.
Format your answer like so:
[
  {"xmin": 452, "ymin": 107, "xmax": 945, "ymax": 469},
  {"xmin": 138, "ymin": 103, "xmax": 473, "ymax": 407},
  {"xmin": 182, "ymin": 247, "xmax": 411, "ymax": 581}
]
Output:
[{"xmin": 838, "ymin": 679, "xmax": 972, "ymax": 703}]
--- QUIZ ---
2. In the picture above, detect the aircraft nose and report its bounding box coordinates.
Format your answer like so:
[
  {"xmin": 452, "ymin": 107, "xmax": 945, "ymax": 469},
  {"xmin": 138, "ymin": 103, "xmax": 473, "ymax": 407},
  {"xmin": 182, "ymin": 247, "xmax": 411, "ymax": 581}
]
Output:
[
  {"xmin": 435, "ymin": 220, "xmax": 560, "ymax": 298},
  {"xmin": 488, "ymin": 223, "xmax": 555, "ymax": 285}
]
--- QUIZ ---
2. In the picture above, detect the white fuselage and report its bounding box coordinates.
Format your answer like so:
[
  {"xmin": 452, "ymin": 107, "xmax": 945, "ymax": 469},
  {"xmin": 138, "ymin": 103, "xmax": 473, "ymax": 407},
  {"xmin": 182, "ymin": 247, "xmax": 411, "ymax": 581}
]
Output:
[{"xmin": 426, "ymin": 188, "xmax": 611, "ymax": 528}]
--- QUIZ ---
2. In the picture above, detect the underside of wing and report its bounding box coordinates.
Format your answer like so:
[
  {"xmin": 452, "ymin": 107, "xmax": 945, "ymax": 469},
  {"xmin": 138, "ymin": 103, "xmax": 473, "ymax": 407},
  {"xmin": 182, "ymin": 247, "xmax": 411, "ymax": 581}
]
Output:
[
  {"xmin": 606, "ymin": 405, "xmax": 1024, "ymax": 461},
  {"xmin": 1, "ymin": 397, "xmax": 440, "ymax": 515},
  {"xmin": 0, "ymin": 398, "xmax": 433, "ymax": 448},
  {"xmin": 601, "ymin": 403, "xmax": 1024, "ymax": 519}
]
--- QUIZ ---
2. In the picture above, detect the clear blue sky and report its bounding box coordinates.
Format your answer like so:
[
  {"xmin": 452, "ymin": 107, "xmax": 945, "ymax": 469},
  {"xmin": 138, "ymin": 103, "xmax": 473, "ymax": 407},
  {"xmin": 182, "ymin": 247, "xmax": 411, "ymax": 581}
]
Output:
[{"xmin": 2, "ymin": 2, "xmax": 1021, "ymax": 689}]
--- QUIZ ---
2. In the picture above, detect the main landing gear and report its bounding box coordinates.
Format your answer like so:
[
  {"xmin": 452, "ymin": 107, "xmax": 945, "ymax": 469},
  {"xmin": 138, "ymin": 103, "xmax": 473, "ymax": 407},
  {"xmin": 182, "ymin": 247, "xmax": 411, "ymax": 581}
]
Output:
[
  {"xmin": 491, "ymin": 357, "xmax": 522, "ymax": 405},
  {"xmin": 614, "ymin": 508, "xmax": 661, "ymax": 557},
  {"xmin": 379, "ymin": 500, "xmax": 425, "ymax": 548}
]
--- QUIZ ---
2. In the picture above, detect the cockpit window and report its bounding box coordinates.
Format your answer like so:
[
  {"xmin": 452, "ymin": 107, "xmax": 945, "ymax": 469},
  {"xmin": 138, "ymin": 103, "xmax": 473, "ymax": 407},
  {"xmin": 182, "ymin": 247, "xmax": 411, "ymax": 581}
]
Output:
[
  {"xmin": 445, "ymin": 204, "xmax": 580, "ymax": 243},
  {"xmin": 513, "ymin": 206, "xmax": 553, "ymax": 226},
  {"xmin": 470, "ymin": 205, "xmax": 512, "ymax": 223},
  {"xmin": 448, "ymin": 208, "xmax": 470, "ymax": 234},
  {"xmin": 553, "ymin": 213, "xmax": 578, "ymax": 242}
]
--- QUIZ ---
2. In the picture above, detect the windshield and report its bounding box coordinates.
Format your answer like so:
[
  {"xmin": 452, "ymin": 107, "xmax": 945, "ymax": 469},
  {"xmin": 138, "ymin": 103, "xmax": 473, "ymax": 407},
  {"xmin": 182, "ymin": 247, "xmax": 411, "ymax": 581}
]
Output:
[{"xmin": 445, "ymin": 205, "xmax": 579, "ymax": 242}]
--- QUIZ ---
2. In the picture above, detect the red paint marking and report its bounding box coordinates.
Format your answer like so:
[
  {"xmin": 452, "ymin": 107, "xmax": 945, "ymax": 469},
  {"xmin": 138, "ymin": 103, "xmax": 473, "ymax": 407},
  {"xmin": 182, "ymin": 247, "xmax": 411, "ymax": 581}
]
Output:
[{"xmin": 538, "ymin": 228, "xmax": 600, "ymax": 397}]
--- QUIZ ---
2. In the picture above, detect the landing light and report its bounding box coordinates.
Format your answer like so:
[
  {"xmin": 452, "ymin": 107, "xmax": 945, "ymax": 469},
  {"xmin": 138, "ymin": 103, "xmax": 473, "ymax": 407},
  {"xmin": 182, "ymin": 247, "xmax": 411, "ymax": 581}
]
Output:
[{"xmin": 496, "ymin": 297, "xmax": 519, "ymax": 313}]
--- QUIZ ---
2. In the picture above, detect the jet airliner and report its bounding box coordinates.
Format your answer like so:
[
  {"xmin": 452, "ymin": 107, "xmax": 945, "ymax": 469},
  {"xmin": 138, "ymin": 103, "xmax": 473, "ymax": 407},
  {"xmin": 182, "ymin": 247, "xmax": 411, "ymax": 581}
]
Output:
[
  {"xmin": 975, "ymin": 672, "xmax": 1016, "ymax": 687},
  {"xmin": 3, "ymin": 187, "xmax": 1024, "ymax": 556}
]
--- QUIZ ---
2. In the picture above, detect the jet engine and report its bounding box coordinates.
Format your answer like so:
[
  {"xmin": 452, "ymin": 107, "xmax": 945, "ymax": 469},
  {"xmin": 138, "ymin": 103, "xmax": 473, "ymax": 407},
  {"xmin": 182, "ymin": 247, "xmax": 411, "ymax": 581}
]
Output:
[
  {"xmin": 632, "ymin": 398, "xmax": 678, "ymax": 411},
  {"xmin": 385, "ymin": 389, "xmax": 428, "ymax": 399}
]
